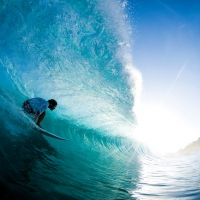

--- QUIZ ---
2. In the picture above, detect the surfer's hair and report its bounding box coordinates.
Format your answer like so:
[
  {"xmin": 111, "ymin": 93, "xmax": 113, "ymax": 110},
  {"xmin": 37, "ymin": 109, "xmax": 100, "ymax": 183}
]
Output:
[{"xmin": 48, "ymin": 99, "xmax": 57, "ymax": 106}]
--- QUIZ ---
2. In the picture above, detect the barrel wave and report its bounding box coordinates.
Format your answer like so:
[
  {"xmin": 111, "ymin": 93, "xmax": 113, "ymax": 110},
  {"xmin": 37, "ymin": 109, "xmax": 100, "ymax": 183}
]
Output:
[{"xmin": 1, "ymin": 0, "xmax": 200, "ymax": 200}]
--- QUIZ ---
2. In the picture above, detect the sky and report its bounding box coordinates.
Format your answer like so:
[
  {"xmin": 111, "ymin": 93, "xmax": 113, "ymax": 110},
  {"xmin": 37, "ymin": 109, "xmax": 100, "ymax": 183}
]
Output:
[{"xmin": 128, "ymin": 0, "xmax": 200, "ymax": 153}]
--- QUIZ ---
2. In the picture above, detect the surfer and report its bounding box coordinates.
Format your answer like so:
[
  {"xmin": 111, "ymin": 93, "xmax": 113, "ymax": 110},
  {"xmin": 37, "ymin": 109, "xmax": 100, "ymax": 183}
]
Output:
[{"xmin": 22, "ymin": 98, "xmax": 57, "ymax": 128}]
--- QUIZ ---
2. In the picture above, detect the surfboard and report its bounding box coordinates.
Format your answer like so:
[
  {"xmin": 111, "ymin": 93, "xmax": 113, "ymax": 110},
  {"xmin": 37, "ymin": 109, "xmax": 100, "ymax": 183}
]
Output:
[
  {"xmin": 33, "ymin": 124, "xmax": 69, "ymax": 141},
  {"xmin": 20, "ymin": 112, "xmax": 68, "ymax": 141}
]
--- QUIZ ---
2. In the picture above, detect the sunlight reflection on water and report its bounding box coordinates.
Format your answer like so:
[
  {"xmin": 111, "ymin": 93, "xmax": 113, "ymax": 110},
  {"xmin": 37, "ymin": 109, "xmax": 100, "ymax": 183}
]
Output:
[{"xmin": 131, "ymin": 150, "xmax": 200, "ymax": 200}]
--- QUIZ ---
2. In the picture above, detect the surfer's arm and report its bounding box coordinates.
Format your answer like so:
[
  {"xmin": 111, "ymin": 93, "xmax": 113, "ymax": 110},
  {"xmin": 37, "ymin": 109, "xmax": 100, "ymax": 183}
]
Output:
[{"xmin": 33, "ymin": 112, "xmax": 40, "ymax": 121}]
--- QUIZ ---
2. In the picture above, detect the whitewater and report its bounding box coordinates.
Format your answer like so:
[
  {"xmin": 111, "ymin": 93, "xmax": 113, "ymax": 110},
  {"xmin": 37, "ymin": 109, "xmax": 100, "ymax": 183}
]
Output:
[{"xmin": 0, "ymin": 0, "xmax": 200, "ymax": 199}]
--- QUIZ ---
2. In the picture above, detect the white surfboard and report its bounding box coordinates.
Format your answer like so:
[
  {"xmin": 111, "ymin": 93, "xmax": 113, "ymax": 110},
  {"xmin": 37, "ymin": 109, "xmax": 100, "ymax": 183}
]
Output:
[
  {"xmin": 20, "ymin": 111, "xmax": 68, "ymax": 141},
  {"xmin": 33, "ymin": 124, "xmax": 69, "ymax": 141}
]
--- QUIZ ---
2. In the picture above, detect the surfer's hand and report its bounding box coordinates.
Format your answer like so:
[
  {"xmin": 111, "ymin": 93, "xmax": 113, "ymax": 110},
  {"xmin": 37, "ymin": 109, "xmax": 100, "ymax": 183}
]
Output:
[
  {"xmin": 33, "ymin": 115, "xmax": 38, "ymax": 121},
  {"xmin": 33, "ymin": 112, "xmax": 40, "ymax": 121}
]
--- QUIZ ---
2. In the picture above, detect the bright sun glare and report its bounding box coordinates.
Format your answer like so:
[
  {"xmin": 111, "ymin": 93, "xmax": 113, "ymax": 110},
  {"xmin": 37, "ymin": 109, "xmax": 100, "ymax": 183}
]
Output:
[{"xmin": 135, "ymin": 103, "xmax": 193, "ymax": 154}]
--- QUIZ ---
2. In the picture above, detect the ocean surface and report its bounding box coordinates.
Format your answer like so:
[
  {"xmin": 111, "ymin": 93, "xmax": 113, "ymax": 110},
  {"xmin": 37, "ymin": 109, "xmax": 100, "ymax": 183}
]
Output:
[{"xmin": 0, "ymin": 0, "xmax": 200, "ymax": 199}]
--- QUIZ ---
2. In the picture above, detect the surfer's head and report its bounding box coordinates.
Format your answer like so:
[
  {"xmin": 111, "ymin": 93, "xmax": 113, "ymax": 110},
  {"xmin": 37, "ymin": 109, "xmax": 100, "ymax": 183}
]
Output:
[{"xmin": 48, "ymin": 99, "xmax": 57, "ymax": 110}]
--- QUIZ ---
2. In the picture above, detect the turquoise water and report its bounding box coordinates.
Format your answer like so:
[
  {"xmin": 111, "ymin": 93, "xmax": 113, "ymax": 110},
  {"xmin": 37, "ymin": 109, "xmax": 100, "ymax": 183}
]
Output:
[{"xmin": 0, "ymin": 0, "xmax": 200, "ymax": 199}]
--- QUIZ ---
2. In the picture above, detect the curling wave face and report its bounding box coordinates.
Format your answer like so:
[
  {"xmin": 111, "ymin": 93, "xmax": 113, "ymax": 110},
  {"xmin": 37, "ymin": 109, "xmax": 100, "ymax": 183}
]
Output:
[
  {"xmin": 0, "ymin": 0, "xmax": 140, "ymax": 136},
  {"xmin": 0, "ymin": 0, "xmax": 143, "ymax": 199}
]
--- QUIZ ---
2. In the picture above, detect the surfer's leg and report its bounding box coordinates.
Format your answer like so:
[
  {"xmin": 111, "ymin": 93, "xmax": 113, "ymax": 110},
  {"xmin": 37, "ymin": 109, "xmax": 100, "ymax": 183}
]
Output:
[{"xmin": 36, "ymin": 111, "xmax": 46, "ymax": 128}]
